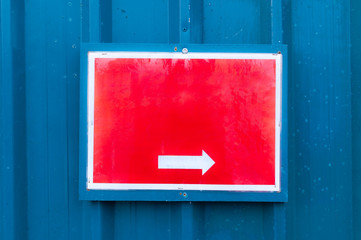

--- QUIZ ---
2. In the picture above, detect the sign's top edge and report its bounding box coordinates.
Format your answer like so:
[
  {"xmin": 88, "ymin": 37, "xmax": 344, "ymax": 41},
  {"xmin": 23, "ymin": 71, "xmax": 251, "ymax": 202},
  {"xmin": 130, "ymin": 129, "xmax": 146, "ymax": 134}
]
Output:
[{"xmin": 88, "ymin": 51, "xmax": 282, "ymax": 60}]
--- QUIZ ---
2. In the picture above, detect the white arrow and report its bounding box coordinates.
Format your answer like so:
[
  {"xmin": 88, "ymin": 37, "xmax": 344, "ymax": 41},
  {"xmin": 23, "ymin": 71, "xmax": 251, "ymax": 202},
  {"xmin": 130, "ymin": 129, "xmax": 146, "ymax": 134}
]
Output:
[{"xmin": 158, "ymin": 150, "xmax": 215, "ymax": 175}]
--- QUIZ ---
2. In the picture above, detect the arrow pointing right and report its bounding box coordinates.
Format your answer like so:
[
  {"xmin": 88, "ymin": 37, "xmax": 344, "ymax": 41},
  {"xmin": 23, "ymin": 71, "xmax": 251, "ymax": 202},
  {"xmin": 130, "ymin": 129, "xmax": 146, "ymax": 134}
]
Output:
[{"xmin": 158, "ymin": 150, "xmax": 215, "ymax": 175}]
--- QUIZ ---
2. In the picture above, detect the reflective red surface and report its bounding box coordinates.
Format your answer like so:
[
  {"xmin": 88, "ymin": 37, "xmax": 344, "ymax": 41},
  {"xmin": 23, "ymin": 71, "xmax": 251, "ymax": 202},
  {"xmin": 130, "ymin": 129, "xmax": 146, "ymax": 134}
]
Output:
[{"xmin": 93, "ymin": 57, "xmax": 276, "ymax": 185}]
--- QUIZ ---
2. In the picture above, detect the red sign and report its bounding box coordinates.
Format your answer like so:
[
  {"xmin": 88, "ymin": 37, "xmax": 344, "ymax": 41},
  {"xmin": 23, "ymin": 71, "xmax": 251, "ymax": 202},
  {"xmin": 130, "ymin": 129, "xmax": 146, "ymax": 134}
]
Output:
[{"xmin": 87, "ymin": 52, "xmax": 282, "ymax": 191}]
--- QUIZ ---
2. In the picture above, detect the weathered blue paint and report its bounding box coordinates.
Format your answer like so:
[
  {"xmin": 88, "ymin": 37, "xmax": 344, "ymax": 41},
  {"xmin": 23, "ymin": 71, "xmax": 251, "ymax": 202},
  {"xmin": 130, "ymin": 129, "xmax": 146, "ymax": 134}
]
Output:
[{"xmin": 0, "ymin": 0, "xmax": 358, "ymax": 239}]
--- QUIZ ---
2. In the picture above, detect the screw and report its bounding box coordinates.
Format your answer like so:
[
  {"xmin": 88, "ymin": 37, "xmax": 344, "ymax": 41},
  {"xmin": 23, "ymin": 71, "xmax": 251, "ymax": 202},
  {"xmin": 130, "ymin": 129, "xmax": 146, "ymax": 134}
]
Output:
[{"xmin": 182, "ymin": 48, "xmax": 188, "ymax": 54}]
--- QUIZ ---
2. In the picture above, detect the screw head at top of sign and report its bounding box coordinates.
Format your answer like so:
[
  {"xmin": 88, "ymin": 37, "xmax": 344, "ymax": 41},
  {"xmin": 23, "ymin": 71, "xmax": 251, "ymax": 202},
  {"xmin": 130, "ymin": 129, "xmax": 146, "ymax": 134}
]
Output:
[
  {"xmin": 273, "ymin": 51, "xmax": 282, "ymax": 56},
  {"xmin": 182, "ymin": 48, "xmax": 188, "ymax": 54}
]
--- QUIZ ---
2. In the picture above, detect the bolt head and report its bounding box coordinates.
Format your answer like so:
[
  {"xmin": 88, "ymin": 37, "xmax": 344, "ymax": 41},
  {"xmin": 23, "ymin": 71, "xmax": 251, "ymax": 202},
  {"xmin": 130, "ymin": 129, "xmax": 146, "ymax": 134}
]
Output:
[{"xmin": 182, "ymin": 48, "xmax": 188, "ymax": 54}]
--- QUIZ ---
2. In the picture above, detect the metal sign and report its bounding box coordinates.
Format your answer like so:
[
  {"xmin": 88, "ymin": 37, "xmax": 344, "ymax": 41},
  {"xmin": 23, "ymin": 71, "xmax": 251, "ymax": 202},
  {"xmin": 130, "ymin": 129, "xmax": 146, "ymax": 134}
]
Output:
[{"xmin": 80, "ymin": 44, "xmax": 287, "ymax": 201}]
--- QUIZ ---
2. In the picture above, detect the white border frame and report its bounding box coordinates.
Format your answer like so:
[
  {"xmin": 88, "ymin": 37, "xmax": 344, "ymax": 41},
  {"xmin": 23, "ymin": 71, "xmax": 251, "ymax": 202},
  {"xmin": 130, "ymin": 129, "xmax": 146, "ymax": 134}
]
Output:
[{"xmin": 87, "ymin": 52, "xmax": 282, "ymax": 192}]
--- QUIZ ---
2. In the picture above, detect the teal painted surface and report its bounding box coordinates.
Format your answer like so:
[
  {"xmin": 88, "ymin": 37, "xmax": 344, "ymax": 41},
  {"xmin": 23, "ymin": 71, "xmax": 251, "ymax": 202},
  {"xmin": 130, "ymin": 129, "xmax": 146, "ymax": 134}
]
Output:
[{"xmin": 0, "ymin": 0, "xmax": 358, "ymax": 239}]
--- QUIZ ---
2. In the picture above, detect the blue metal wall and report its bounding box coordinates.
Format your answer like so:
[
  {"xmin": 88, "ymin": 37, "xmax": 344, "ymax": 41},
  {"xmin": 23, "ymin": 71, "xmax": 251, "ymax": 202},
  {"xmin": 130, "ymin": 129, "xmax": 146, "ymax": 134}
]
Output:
[{"xmin": 0, "ymin": 0, "xmax": 359, "ymax": 239}]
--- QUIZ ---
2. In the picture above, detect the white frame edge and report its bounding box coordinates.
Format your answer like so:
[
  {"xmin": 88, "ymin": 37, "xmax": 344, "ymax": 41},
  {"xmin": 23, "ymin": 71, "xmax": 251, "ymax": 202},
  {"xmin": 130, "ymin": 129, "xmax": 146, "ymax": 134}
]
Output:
[{"xmin": 86, "ymin": 51, "xmax": 282, "ymax": 192}]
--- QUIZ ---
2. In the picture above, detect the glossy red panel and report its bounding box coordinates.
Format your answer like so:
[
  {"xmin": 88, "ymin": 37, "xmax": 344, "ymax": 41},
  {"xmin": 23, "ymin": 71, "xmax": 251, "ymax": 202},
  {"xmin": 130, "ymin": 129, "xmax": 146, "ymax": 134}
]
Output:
[{"xmin": 93, "ymin": 57, "xmax": 276, "ymax": 185}]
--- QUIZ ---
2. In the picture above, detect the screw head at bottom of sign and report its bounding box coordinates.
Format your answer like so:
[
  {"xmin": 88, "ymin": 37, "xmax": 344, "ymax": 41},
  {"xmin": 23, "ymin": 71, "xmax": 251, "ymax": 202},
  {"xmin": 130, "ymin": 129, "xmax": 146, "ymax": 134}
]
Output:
[{"xmin": 180, "ymin": 192, "xmax": 188, "ymax": 198}]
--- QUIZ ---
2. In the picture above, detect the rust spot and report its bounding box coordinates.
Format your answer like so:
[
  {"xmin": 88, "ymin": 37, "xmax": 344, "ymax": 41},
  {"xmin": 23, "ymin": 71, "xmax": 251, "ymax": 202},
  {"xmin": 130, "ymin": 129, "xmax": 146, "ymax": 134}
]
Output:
[{"xmin": 174, "ymin": 47, "xmax": 178, "ymax": 51}]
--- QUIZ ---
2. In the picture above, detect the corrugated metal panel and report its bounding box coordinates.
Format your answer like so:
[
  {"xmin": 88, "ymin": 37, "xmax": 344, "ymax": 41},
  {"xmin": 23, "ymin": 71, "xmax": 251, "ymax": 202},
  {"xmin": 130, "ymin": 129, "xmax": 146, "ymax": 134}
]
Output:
[{"xmin": 0, "ymin": 0, "xmax": 359, "ymax": 239}]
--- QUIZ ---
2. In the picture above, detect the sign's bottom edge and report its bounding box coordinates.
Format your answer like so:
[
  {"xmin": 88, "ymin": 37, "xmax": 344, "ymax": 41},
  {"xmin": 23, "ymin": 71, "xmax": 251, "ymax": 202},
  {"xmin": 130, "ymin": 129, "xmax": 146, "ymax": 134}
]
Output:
[{"xmin": 87, "ymin": 183, "xmax": 280, "ymax": 192}]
